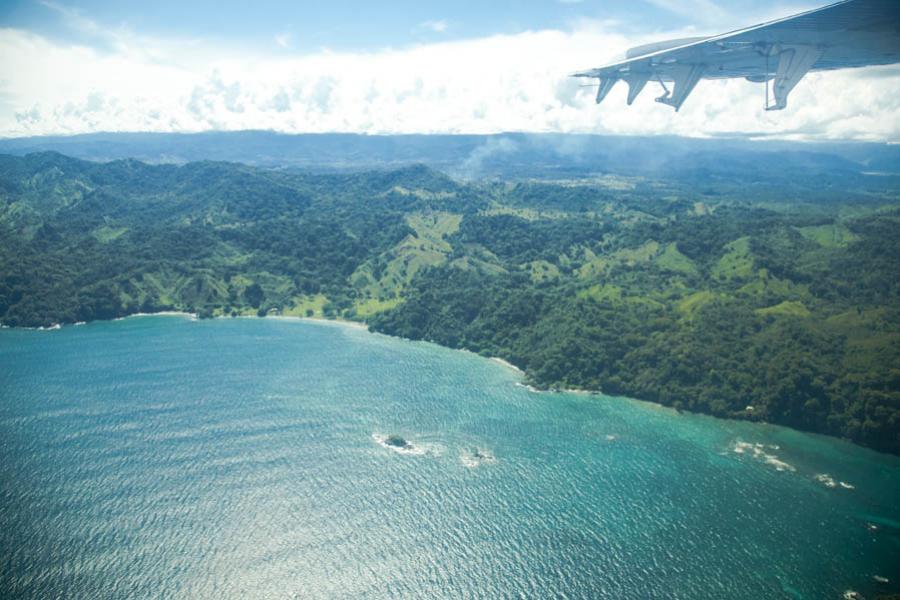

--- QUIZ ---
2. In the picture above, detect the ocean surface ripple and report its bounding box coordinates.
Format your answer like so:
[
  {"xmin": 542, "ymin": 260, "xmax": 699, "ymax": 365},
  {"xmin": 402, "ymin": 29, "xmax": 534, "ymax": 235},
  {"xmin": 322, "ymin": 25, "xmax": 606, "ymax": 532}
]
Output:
[{"xmin": 1, "ymin": 316, "xmax": 898, "ymax": 599}]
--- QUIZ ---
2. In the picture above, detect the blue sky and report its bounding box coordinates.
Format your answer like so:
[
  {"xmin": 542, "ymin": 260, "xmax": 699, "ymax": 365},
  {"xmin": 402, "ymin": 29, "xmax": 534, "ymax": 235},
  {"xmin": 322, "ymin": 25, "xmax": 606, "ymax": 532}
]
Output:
[
  {"xmin": 2, "ymin": 0, "xmax": 795, "ymax": 52},
  {"xmin": 1, "ymin": 0, "xmax": 898, "ymax": 140}
]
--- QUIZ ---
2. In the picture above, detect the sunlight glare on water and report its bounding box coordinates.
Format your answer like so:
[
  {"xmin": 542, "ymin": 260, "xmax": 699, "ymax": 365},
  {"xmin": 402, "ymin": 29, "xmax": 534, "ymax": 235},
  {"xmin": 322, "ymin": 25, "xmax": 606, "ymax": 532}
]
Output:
[{"xmin": 1, "ymin": 316, "xmax": 898, "ymax": 599}]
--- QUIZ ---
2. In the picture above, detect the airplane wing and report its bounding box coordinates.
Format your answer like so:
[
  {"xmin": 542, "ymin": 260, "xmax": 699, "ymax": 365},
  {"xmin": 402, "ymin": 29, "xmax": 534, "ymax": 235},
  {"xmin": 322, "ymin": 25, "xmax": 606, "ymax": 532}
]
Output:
[{"xmin": 574, "ymin": 0, "xmax": 900, "ymax": 111}]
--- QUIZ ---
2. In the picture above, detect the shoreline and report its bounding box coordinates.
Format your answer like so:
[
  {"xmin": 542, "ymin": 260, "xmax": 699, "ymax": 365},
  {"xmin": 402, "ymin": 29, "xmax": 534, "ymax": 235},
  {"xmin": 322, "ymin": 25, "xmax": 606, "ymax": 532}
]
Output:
[
  {"xmin": 3, "ymin": 311, "xmax": 895, "ymax": 458},
  {"xmin": 2, "ymin": 311, "xmax": 369, "ymax": 331},
  {"xmin": 264, "ymin": 315, "xmax": 370, "ymax": 331},
  {"xmin": 116, "ymin": 311, "xmax": 198, "ymax": 320},
  {"xmin": 489, "ymin": 357, "xmax": 524, "ymax": 374}
]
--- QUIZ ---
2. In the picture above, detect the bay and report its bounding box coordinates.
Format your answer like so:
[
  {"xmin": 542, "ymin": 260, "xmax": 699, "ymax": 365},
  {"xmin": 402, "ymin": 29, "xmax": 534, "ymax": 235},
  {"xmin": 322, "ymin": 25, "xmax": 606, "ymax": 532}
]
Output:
[{"xmin": 1, "ymin": 316, "xmax": 898, "ymax": 598}]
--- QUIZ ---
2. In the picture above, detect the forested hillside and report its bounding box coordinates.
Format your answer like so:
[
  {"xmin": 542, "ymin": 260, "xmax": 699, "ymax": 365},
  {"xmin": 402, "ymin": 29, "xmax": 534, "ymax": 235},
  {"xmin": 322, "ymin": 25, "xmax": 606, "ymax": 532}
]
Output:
[{"xmin": 1, "ymin": 151, "xmax": 898, "ymax": 454}]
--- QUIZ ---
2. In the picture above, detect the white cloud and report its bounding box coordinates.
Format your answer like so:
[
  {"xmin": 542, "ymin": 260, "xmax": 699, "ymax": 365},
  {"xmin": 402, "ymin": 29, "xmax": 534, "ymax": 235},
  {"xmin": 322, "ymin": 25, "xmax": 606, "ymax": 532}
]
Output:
[
  {"xmin": 415, "ymin": 20, "xmax": 449, "ymax": 34},
  {"xmin": 0, "ymin": 22, "xmax": 898, "ymax": 141},
  {"xmin": 274, "ymin": 33, "xmax": 291, "ymax": 49}
]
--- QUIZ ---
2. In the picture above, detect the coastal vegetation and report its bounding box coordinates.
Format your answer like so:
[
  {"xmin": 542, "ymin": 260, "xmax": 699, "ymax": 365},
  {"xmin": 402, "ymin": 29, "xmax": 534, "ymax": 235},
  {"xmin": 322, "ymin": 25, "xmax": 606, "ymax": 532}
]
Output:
[{"xmin": 1, "ymin": 151, "xmax": 898, "ymax": 454}]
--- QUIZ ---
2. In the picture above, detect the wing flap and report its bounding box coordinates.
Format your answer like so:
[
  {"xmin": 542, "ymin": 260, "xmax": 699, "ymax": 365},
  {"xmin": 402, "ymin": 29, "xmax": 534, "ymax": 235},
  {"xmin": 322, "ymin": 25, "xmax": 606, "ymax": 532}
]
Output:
[
  {"xmin": 768, "ymin": 45, "xmax": 826, "ymax": 110},
  {"xmin": 656, "ymin": 64, "xmax": 706, "ymax": 111},
  {"xmin": 595, "ymin": 78, "xmax": 618, "ymax": 104},
  {"xmin": 624, "ymin": 74, "xmax": 649, "ymax": 105}
]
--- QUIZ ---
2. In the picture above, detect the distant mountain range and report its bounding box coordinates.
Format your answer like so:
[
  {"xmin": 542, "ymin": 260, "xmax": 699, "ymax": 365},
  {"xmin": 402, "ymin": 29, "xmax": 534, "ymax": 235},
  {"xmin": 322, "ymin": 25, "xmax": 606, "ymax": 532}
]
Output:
[{"xmin": 1, "ymin": 131, "xmax": 898, "ymax": 181}]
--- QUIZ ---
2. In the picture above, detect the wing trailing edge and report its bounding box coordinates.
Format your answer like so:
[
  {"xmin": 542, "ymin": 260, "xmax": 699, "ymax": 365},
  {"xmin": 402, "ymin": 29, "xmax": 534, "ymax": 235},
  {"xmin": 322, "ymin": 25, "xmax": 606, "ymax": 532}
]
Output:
[{"xmin": 575, "ymin": 0, "xmax": 900, "ymax": 112}]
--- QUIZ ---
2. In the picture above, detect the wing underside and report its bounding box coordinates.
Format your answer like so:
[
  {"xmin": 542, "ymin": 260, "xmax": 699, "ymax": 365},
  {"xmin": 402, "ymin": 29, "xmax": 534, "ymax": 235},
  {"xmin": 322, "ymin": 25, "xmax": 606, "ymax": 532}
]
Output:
[{"xmin": 576, "ymin": 0, "xmax": 900, "ymax": 111}]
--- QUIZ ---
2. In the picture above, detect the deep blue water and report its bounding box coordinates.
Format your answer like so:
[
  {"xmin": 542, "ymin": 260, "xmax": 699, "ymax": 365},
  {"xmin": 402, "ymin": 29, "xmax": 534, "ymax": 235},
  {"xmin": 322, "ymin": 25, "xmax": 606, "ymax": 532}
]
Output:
[{"xmin": 1, "ymin": 316, "xmax": 898, "ymax": 599}]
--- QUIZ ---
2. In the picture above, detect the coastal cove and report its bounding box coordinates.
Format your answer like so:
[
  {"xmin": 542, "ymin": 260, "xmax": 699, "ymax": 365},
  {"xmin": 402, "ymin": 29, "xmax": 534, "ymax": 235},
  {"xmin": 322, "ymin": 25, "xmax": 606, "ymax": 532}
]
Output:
[
  {"xmin": 0, "ymin": 309, "xmax": 854, "ymax": 444},
  {"xmin": 1, "ymin": 315, "xmax": 898, "ymax": 599},
  {"xmin": 3, "ymin": 151, "xmax": 898, "ymax": 455}
]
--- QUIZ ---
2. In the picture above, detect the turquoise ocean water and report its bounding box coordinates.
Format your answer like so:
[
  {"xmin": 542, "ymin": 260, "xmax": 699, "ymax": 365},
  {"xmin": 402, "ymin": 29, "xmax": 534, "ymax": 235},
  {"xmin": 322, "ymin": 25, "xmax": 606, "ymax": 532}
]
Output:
[{"xmin": 1, "ymin": 316, "xmax": 898, "ymax": 599}]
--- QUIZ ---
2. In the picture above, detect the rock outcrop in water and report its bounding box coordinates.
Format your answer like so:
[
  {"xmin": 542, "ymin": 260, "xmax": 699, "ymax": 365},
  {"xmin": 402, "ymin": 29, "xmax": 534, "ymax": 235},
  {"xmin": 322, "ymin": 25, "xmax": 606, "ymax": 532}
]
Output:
[
  {"xmin": 373, "ymin": 433, "xmax": 429, "ymax": 455},
  {"xmin": 460, "ymin": 446, "xmax": 496, "ymax": 468},
  {"xmin": 385, "ymin": 435, "xmax": 411, "ymax": 450}
]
